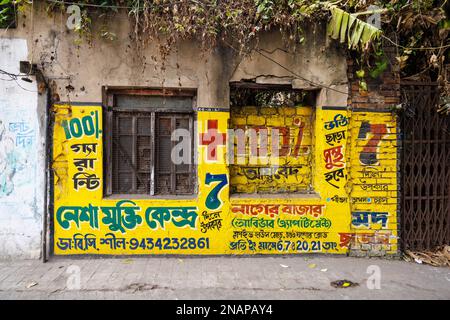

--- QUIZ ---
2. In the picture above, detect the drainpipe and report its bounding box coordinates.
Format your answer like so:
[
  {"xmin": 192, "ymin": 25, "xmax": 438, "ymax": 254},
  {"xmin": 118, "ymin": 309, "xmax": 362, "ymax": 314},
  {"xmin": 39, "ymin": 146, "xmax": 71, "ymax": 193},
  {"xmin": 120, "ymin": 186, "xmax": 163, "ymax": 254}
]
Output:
[
  {"xmin": 41, "ymin": 71, "xmax": 53, "ymax": 263},
  {"xmin": 42, "ymin": 82, "xmax": 51, "ymax": 263}
]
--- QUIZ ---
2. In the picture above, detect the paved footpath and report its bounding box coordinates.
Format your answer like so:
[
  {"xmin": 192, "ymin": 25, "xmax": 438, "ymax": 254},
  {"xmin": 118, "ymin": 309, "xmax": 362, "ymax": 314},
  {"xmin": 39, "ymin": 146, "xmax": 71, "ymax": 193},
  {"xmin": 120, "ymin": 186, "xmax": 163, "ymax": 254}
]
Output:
[{"xmin": 0, "ymin": 256, "xmax": 449, "ymax": 299}]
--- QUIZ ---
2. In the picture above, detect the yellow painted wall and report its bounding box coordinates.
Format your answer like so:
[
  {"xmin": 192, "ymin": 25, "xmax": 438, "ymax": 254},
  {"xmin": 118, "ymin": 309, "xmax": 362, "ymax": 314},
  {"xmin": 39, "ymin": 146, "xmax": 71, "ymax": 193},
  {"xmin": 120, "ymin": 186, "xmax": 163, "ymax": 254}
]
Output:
[{"xmin": 52, "ymin": 104, "xmax": 398, "ymax": 255}]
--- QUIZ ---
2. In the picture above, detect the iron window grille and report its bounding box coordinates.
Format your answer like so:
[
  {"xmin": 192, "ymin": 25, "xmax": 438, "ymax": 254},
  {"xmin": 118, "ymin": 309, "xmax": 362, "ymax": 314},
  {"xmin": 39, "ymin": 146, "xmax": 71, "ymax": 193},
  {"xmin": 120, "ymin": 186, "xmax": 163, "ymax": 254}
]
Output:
[{"xmin": 103, "ymin": 88, "xmax": 197, "ymax": 197}]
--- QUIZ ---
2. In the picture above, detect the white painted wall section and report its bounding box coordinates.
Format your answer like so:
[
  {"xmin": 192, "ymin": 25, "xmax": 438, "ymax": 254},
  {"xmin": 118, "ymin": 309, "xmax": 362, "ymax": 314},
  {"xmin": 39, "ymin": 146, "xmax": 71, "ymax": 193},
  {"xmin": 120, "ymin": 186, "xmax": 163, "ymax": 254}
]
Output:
[{"xmin": 0, "ymin": 38, "xmax": 44, "ymax": 259}]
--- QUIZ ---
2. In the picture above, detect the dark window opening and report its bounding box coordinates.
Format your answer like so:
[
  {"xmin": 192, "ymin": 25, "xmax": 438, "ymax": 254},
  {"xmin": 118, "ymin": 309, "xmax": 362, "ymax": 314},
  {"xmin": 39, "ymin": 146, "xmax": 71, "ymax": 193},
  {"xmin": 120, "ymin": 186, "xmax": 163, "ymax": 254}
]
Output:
[{"xmin": 230, "ymin": 82, "xmax": 317, "ymax": 108}]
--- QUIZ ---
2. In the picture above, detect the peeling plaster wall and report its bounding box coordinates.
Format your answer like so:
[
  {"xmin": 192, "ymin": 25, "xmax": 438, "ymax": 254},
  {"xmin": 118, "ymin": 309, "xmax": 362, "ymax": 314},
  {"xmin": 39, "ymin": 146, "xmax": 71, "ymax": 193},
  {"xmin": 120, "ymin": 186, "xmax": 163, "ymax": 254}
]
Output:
[
  {"xmin": 230, "ymin": 27, "xmax": 349, "ymax": 107},
  {"xmin": 6, "ymin": 4, "xmax": 347, "ymax": 107},
  {"xmin": 0, "ymin": 38, "xmax": 45, "ymax": 259}
]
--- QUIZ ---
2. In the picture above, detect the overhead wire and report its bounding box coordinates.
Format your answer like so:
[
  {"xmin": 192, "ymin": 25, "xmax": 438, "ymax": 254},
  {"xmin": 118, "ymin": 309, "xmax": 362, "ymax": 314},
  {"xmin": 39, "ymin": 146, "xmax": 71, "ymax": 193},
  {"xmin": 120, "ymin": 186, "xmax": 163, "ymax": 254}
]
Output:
[{"xmin": 2, "ymin": 0, "xmax": 446, "ymax": 94}]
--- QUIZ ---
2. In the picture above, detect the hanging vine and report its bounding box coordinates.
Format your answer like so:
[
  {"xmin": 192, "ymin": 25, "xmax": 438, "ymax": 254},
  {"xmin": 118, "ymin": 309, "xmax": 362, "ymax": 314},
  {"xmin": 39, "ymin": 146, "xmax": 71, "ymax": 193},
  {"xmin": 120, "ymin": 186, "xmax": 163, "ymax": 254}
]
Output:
[{"xmin": 2, "ymin": 0, "xmax": 450, "ymax": 111}]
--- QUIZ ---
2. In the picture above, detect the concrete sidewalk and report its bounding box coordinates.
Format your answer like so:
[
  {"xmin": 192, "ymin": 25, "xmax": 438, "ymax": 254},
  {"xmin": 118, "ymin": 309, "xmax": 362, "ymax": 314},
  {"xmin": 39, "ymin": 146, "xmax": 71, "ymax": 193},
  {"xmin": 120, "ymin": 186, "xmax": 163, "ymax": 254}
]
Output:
[{"xmin": 0, "ymin": 256, "xmax": 449, "ymax": 300}]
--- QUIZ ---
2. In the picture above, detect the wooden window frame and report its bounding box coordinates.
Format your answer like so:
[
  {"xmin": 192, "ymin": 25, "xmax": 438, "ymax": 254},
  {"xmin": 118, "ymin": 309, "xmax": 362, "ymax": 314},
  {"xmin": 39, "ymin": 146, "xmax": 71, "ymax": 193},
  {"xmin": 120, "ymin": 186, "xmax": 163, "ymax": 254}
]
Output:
[{"xmin": 103, "ymin": 87, "xmax": 197, "ymax": 198}]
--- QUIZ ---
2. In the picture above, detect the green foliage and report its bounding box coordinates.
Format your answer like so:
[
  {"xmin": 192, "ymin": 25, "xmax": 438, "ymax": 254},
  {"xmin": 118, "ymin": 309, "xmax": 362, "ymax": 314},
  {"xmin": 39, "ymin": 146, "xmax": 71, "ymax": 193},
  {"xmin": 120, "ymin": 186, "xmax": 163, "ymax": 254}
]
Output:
[
  {"xmin": 256, "ymin": 0, "xmax": 277, "ymax": 22},
  {"xmin": 0, "ymin": 0, "xmax": 31, "ymax": 28},
  {"xmin": 369, "ymin": 57, "xmax": 388, "ymax": 79},
  {"xmin": 327, "ymin": 5, "xmax": 382, "ymax": 49},
  {"xmin": 0, "ymin": 0, "xmax": 15, "ymax": 28}
]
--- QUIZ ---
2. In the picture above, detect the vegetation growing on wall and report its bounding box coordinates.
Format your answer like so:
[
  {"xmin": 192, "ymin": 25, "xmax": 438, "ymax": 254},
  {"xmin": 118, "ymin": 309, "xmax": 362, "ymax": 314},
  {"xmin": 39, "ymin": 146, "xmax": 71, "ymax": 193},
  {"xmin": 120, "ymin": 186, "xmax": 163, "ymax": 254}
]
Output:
[
  {"xmin": 2, "ymin": 1, "xmax": 450, "ymax": 107},
  {"xmin": 230, "ymin": 87, "xmax": 308, "ymax": 108}
]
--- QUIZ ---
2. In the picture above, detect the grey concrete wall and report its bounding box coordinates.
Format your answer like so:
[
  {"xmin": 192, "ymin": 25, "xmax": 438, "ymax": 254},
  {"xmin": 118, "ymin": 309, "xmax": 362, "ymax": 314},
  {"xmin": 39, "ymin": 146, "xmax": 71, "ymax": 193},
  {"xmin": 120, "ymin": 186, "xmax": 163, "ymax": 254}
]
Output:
[{"xmin": 5, "ymin": 4, "xmax": 348, "ymax": 107}]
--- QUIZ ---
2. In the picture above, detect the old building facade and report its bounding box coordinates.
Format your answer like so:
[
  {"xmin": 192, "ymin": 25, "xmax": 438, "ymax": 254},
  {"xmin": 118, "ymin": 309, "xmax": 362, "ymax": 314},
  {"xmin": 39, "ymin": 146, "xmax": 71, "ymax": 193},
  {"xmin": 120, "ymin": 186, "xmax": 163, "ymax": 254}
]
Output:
[{"xmin": 1, "ymin": 3, "xmax": 404, "ymax": 259}]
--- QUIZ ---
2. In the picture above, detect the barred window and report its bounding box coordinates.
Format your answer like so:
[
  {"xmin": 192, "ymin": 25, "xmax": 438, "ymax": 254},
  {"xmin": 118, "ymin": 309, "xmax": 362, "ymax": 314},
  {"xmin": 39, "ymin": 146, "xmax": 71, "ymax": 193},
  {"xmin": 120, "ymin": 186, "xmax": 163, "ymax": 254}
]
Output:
[{"xmin": 104, "ymin": 89, "xmax": 196, "ymax": 196}]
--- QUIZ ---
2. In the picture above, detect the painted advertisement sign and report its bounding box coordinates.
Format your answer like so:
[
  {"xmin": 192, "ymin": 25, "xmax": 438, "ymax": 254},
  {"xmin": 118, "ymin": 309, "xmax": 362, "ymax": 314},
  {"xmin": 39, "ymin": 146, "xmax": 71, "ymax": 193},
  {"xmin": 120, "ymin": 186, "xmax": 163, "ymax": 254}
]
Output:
[
  {"xmin": 230, "ymin": 106, "xmax": 313, "ymax": 193},
  {"xmin": 52, "ymin": 104, "xmax": 398, "ymax": 255},
  {"xmin": 346, "ymin": 111, "xmax": 399, "ymax": 253}
]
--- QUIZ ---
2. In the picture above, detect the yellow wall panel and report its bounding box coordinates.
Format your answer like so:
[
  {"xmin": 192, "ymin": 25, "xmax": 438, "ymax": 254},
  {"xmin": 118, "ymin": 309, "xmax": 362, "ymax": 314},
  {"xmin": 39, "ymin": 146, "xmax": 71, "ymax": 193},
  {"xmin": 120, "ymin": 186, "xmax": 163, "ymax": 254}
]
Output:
[{"xmin": 52, "ymin": 105, "xmax": 398, "ymax": 255}]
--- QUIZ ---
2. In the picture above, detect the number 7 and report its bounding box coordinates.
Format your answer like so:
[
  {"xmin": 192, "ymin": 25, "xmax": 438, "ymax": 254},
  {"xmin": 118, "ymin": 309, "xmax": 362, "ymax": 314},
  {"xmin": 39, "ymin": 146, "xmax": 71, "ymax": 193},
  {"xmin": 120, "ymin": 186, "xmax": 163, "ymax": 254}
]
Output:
[{"xmin": 205, "ymin": 173, "xmax": 228, "ymax": 210}]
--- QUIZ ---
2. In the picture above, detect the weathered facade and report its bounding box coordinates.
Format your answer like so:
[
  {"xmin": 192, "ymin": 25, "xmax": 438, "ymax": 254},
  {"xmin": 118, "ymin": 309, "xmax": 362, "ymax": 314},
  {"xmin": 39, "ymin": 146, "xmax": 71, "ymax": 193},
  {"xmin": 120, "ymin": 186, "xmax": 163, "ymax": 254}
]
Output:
[{"xmin": 1, "ymin": 4, "xmax": 403, "ymax": 259}]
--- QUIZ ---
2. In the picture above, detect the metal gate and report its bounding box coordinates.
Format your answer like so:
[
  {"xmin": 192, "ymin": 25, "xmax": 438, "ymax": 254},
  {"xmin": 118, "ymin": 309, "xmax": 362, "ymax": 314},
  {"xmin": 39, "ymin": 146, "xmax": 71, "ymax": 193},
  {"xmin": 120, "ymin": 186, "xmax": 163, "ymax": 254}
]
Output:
[{"xmin": 401, "ymin": 82, "xmax": 450, "ymax": 251}]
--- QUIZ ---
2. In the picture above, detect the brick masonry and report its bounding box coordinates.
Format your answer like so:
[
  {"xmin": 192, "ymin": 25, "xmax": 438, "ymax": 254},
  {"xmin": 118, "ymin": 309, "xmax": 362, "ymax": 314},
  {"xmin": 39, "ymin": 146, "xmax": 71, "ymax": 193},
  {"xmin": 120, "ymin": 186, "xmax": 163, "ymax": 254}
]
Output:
[{"xmin": 347, "ymin": 47, "xmax": 401, "ymax": 111}]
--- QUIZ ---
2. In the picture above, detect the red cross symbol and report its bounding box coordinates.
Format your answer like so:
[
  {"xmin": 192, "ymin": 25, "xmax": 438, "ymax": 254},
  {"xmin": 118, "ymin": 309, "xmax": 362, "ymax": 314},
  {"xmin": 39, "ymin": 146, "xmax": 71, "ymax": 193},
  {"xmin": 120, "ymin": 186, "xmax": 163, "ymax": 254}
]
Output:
[{"xmin": 199, "ymin": 120, "xmax": 227, "ymax": 161}]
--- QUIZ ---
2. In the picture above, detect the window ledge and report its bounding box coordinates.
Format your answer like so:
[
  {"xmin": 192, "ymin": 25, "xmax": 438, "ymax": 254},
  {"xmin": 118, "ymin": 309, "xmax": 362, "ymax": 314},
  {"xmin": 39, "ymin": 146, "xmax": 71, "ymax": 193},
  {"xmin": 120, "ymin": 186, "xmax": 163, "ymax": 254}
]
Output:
[{"xmin": 103, "ymin": 194, "xmax": 198, "ymax": 201}]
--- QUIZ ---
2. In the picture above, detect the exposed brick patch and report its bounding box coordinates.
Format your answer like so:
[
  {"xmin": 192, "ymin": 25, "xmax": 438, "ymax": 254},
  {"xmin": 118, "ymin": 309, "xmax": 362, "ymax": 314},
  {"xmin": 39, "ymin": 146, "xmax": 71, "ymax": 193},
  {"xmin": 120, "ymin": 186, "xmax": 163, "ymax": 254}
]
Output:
[{"xmin": 347, "ymin": 47, "xmax": 401, "ymax": 111}]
